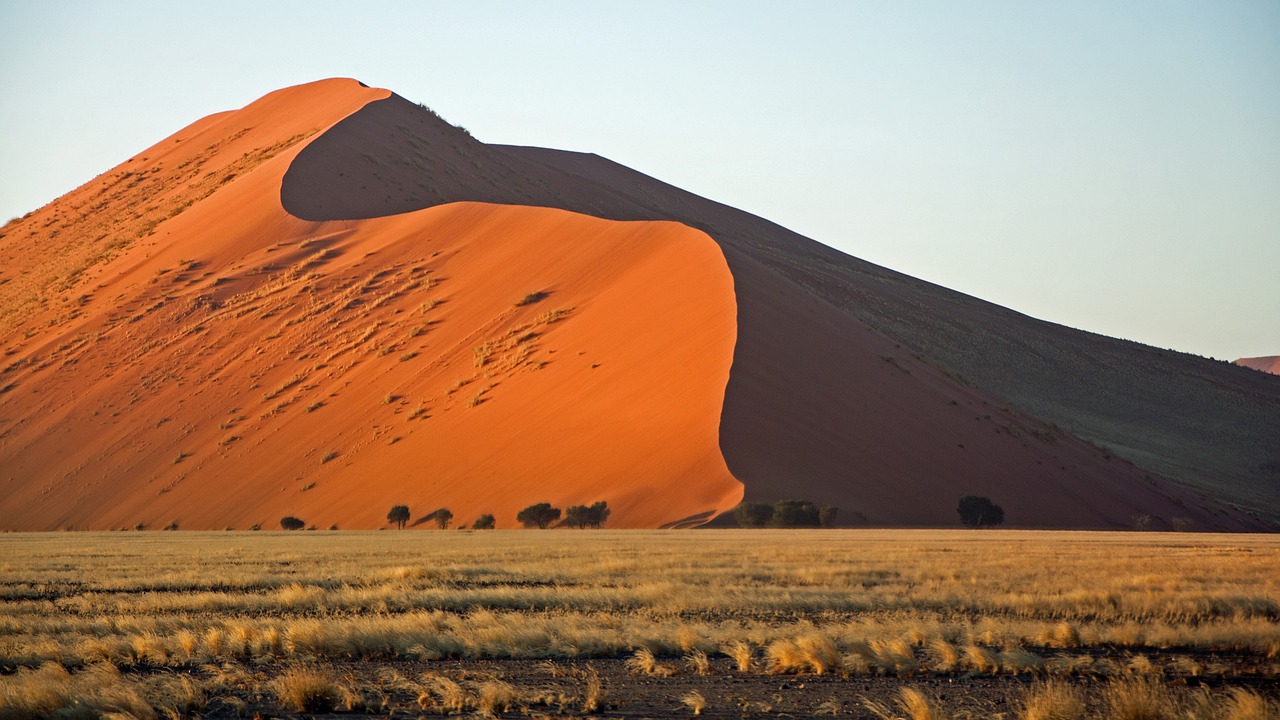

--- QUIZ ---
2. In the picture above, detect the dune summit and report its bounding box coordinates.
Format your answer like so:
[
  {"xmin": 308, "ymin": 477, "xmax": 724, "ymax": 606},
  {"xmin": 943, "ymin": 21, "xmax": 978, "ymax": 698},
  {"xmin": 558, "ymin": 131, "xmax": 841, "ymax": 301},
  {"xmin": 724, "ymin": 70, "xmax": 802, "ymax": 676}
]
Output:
[{"xmin": 0, "ymin": 78, "xmax": 1275, "ymax": 531}]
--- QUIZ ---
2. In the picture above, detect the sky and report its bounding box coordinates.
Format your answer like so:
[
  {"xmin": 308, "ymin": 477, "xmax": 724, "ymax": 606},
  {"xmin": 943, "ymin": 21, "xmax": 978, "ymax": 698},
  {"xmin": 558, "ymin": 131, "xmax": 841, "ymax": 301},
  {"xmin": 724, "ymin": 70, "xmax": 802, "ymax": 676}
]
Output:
[{"xmin": 2, "ymin": 1, "xmax": 1277, "ymax": 360}]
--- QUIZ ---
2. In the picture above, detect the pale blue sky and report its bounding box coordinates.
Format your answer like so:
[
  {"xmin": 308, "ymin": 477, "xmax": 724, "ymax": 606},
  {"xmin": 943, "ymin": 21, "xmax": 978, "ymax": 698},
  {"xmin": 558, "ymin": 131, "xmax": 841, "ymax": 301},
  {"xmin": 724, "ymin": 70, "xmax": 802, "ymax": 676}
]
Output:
[{"xmin": 2, "ymin": 1, "xmax": 1277, "ymax": 360}]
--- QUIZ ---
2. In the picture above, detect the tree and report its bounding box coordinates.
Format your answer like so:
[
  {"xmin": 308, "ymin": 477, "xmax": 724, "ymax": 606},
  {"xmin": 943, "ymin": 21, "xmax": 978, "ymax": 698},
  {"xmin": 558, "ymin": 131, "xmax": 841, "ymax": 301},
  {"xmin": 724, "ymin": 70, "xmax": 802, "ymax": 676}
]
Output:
[
  {"xmin": 516, "ymin": 503, "xmax": 561, "ymax": 529},
  {"xmin": 564, "ymin": 501, "xmax": 611, "ymax": 529},
  {"xmin": 957, "ymin": 496, "xmax": 1005, "ymax": 528},
  {"xmin": 819, "ymin": 506, "xmax": 839, "ymax": 528},
  {"xmin": 770, "ymin": 500, "xmax": 821, "ymax": 528},
  {"xmin": 473, "ymin": 513, "xmax": 496, "ymax": 530},
  {"xmin": 587, "ymin": 501, "xmax": 610, "ymax": 528},
  {"xmin": 387, "ymin": 505, "xmax": 410, "ymax": 530},
  {"xmin": 734, "ymin": 503, "xmax": 774, "ymax": 528},
  {"xmin": 280, "ymin": 516, "xmax": 306, "ymax": 531},
  {"xmin": 426, "ymin": 508, "xmax": 453, "ymax": 529}
]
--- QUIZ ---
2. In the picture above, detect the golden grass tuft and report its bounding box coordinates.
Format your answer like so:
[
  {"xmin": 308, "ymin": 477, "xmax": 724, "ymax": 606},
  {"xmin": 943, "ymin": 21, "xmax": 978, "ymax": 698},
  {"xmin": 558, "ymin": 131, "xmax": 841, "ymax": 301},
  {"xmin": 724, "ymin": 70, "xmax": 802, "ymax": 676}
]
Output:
[
  {"xmin": 926, "ymin": 638, "xmax": 961, "ymax": 672},
  {"xmin": 864, "ymin": 687, "xmax": 950, "ymax": 720},
  {"xmin": 581, "ymin": 665, "xmax": 607, "ymax": 714},
  {"xmin": 476, "ymin": 679, "xmax": 520, "ymax": 718},
  {"xmin": 626, "ymin": 647, "xmax": 675, "ymax": 677},
  {"xmin": 681, "ymin": 690, "xmax": 707, "ymax": 716},
  {"xmin": 1019, "ymin": 680, "xmax": 1085, "ymax": 720},
  {"xmin": 685, "ymin": 648, "xmax": 712, "ymax": 675},
  {"xmin": 0, "ymin": 662, "xmax": 152, "ymax": 720},
  {"xmin": 273, "ymin": 665, "xmax": 341, "ymax": 713},
  {"xmin": 1220, "ymin": 688, "xmax": 1273, "ymax": 720},
  {"xmin": 1102, "ymin": 677, "xmax": 1178, "ymax": 720},
  {"xmin": 962, "ymin": 644, "xmax": 1001, "ymax": 674},
  {"xmin": 724, "ymin": 640, "xmax": 754, "ymax": 673},
  {"xmin": 767, "ymin": 633, "xmax": 840, "ymax": 675}
]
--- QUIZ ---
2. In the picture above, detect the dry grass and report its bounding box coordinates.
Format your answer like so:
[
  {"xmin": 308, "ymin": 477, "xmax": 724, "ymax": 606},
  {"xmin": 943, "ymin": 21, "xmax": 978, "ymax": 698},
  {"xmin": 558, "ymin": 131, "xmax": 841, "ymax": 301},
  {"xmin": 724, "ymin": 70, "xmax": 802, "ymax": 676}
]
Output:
[
  {"xmin": 1021, "ymin": 680, "xmax": 1086, "ymax": 720},
  {"xmin": 0, "ymin": 530, "xmax": 1276, "ymax": 714},
  {"xmin": 273, "ymin": 665, "xmax": 340, "ymax": 713},
  {"xmin": 681, "ymin": 689, "xmax": 707, "ymax": 715},
  {"xmin": 865, "ymin": 687, "xmax": 950, "ymax": 720}
]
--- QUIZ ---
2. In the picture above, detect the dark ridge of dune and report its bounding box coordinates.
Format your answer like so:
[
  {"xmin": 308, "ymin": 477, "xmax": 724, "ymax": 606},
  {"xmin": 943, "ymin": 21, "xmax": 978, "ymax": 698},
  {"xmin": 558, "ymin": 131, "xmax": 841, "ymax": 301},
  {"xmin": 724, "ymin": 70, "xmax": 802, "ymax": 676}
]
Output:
[
  {"xmin": 277, "ymin": 89, "xmax": 1270, "ymax": 530},
  {"xmin": 1236, "ymin": 356, "xmax": 1280, "ymax": 376}
]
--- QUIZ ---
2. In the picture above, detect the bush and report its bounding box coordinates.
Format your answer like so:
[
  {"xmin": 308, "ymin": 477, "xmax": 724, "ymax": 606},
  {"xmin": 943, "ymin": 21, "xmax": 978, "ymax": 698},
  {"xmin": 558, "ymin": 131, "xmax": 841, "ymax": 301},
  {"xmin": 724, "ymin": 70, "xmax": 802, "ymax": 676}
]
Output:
[
  {"xmin": 957, "ymin": 496, "xmax": 1005, "ymax": 528},
  {"xmin": 770, "ymin": 500, "xmax": 821, "ymax": 528},
  {"xmin": 734, "ymin": 503, "xmax": 774, "ymax": 528},
  {"xmin": 425, "ymin": 508, "xmax": 453, "ymax": 529},
  {"xmin": 517, "ymin": 503, "xmax": 561, "ymax": 529},
  {"xmin": 280, "ymin": 516, "xmax": 306, "ymax": 531},
  {"xmin": 472, "ymin": 513, "xmax": 496, "ymax": 530},
  {"xmin": 564, "ymin": 501, "xmax": 610, "ymax": 528},
  {"xmin": 387, "ymin": 505, "xmax": 410, "ymax": 530}
]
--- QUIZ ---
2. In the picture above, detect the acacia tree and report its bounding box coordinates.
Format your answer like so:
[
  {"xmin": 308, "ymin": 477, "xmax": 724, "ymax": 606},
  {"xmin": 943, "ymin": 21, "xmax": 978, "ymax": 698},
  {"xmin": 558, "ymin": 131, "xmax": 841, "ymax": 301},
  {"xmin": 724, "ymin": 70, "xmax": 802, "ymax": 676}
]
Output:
[
  {"xmin": 957, "ymin": 496, "xmax": 1005, "ymax": 528},
  {"xmin": 734, "ymin": 503, "xmax": 774, "ymax": 528},
  {"xmin": 472, "ymin": 513, "xmax": 496, "ymax": 530},
  {"xmin": 770, "ymin": 500, "xmax": 821, "ymax": 528},
  {"xmin": 279, "ymin": 516, "xmax": 305, "ymax": 531},
  {"xmin": 387, "ymin": 505, "xmax": 410, "ymax": 530},
  {"xmin": 517, "ymin": 503, "xmax": 561, "ymax": 529},
  {"xmin": 426, "ymin": 508, "xmax": 453, "ymax": 529},
  {"xmin": 564, "ymin": 501, "xmax": 611, "ymax": 529}
]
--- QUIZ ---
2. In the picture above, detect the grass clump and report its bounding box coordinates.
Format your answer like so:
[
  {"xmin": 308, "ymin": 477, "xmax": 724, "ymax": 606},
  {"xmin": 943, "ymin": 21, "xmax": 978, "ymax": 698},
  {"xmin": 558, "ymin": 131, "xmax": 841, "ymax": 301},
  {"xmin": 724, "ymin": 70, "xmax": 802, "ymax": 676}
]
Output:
[
  {"xmin": 1020, "ymin": 681, "xmax": 1085, "ymax": 720},
  {"xmin": 274, "ymin": 665, "xmax": 341, "ymax": 712}
]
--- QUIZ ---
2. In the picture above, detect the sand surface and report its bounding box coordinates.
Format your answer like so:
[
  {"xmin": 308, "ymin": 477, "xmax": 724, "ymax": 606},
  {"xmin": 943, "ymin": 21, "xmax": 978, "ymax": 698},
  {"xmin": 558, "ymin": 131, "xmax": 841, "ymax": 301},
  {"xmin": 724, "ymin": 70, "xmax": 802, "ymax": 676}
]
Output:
[
  {"xmin": 1235, "ymin": 356, "xmax": 1280, "ymax": 375},
  {"xmin": 0, "ymin": 78, "xmax": 1269, "ymax": 530}
]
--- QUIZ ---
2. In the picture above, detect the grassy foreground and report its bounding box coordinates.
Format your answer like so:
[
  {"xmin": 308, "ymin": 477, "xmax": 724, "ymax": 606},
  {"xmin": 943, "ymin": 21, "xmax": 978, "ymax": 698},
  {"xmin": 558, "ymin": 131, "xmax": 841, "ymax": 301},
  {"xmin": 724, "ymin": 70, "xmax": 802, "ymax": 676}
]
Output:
[{"xmin": 1, "ymin": 529, "xmax": 1277, "ymax": 717}]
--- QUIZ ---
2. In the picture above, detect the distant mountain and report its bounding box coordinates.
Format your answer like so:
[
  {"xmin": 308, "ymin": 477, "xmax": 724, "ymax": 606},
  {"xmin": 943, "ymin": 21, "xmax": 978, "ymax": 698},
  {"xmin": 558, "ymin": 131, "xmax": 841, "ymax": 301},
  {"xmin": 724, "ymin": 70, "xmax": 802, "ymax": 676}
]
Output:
[{"xmin": 0, "ymin": 79, "xmax": 1273, "ymax": 530}]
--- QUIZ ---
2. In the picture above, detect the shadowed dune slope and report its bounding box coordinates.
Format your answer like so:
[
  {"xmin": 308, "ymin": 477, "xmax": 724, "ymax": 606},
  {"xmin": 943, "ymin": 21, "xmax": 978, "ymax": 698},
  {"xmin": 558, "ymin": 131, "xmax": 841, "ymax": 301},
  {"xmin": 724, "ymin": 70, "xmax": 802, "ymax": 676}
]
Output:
[
  {"xmin": 1236, "ymin": 356, "xmax": 1280, "ymax": 376},
  {"xmin": 0, "ymin": 79, "xmax": 741, "ymax": 530},
  {"xmin": 277, "ymin": 84, "xmax": 1268, "ymax": 529}
]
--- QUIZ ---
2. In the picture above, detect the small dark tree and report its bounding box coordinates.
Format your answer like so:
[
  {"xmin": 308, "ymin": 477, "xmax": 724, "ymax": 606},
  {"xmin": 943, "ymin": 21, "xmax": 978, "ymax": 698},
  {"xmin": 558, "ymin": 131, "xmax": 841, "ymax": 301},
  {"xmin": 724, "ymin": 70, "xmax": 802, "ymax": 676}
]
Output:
[
  {"xmin": 564, "ymin": 501, "xmax": 611, "ymax": 529},
  {"xmin": 517, "ymin": 503, "xmax": 561, "ymax": 529},
  {"xmin": 472, "ymin": 513, "xmax": 496, "ymax": 530},
  {"xmin": 387, "ymin": 505, "xmax": 410, "ymax": 530},
  {"xmin": 280, "ymin": 516, "xmax": 306, "ymax": 531},
  {"xmin": 734, "ymin": 503, "xmax": 774, "ymax": 528},
  {"xmin": 957, "ymin": 496, "xmax": 1005, "ymax": 528},
  {"xmin": 587, "ymin": 501, "xmax": 610, "ymax": 528},
  {"xmin": 770, "ymin": 500, "xmax": 821, "ymax": 528},
  {"xmin": 819, "ymin": 506, "xmax": 839, "ymax": 528},
  {"xmin": 426, "ymin": 508, "xmax": 453, "ymax": 529},
  {"xmin": 565, "ymin": 505, "xmax": 591, "ymax": 529}
]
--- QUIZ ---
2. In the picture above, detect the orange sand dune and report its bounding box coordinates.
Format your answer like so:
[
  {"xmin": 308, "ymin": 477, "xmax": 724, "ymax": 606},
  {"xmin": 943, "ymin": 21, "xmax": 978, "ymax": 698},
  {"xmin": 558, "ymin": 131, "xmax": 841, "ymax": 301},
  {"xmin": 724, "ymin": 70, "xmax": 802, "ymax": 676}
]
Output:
[
  {"xmin": 1235, "ymin": 356, "xmax": 1280, "ymax": 375},
  {"xmin": 0, "ymin": 80, "xmax": 740, "ymax": 530},
  {"xmin": 0, "ymin": 78, "xmax": 1271, "ymax": 531}
]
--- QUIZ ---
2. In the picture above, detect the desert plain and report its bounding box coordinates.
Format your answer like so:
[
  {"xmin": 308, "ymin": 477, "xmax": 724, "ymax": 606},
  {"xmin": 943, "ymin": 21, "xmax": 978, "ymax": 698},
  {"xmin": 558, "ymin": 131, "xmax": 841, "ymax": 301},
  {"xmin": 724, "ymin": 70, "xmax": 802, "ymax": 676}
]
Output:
[{"xmin": 2, "ymin": 529, "xmax": 1278, "ymax": 718}]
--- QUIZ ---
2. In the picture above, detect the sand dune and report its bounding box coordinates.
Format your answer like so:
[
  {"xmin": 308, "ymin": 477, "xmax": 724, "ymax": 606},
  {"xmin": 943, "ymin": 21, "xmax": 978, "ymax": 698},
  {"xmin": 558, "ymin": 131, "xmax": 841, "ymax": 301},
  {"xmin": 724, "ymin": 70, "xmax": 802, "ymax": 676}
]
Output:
[
  {"xmin": 1235, "ymin": 356, "xmax": 1280, "ymax": 375},
  {"xmin": 0, "ymin": 78, "xmax": 1271, "ymax": 530}
]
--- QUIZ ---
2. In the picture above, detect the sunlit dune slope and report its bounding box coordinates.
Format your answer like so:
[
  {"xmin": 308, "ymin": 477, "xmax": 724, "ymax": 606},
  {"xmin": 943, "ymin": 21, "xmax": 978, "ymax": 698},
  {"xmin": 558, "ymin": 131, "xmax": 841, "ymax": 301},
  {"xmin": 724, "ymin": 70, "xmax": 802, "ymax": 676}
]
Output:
[
  {"xmin": 1235, "ymin": 356, "xmax": 1280, "ymax": 376},
  {"xmin": 0, "ymin": 79, "xmax": 740, "ymax": 530}
]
